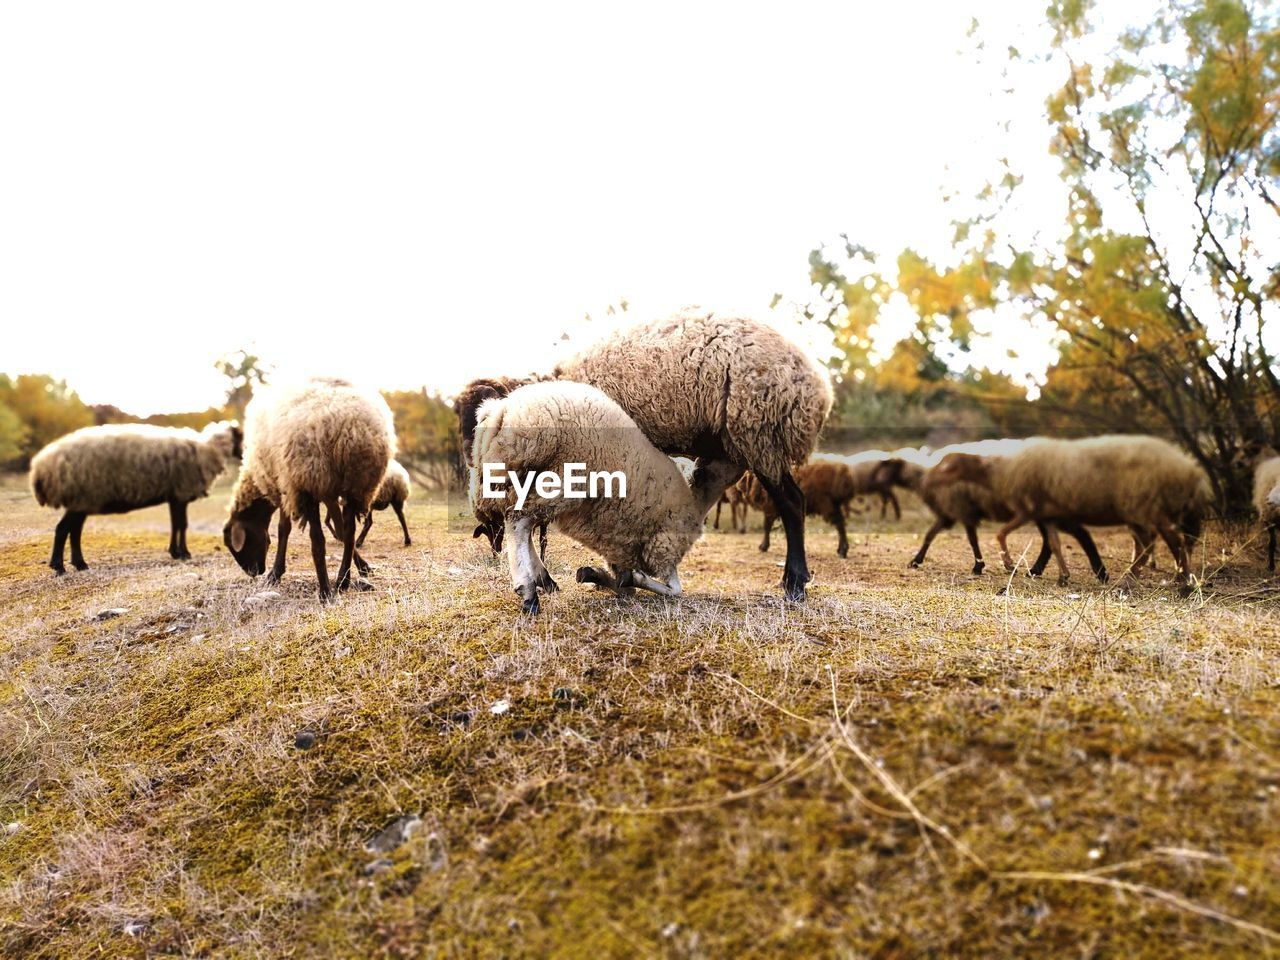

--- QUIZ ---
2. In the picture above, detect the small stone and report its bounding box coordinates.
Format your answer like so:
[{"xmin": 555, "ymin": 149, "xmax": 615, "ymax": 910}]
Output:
[
  {"xmin": 661, "ymin": 922, "xmax": 680, "ymax": 939},
  {"xmin": 507, "ymin": 918, "xmax": 521, "ymax": 932},
  {"xmin": 93, "ymin": 608, "xmax": 128, "ymax": 621},
  {"xmin": 364, "ymin": 814, "xmax": 422, "ymax": 854},
  {"xmin": 4, "ymin": 821, "xmax": 22, "ymax": 836},
  {"xmin": 1233, "ymin": 885, "xmax": 1248, "ymax": 899},
  {"xmin": 294, "ymin": 730, "xmax": 317, "ymax": 750},
  {"xmin": 489, "ymin": 700, "xmax": 510, "ymax": 716},
  {"xmin": 1087, "ymin": 848, "xmax": 1103, "ymax": 861}
]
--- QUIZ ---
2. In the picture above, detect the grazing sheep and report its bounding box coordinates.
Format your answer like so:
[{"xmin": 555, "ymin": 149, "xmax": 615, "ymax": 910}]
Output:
[
  {"xmin": 29, "ymin": 421, "xmax": 242, "ymax": 574},
  {"xmin": 736, "ymin": 457, "xmax": 862, "ymax": 558},
  {"xmin": 470, "ymin": 381, "xmax": 736, "ymax": 614},
  {"xmin": 1254, "ymin": 449, "xmax": 1280, "ymax": 571},
  {"xmin": 713, "ymin": 482, "xmax": 749, "ymax": 533},
  {"xmin": 932, "ymin": 435, "xmax": 1211, "ymax": 589},
  {"xmin": 224, "ymin": 378, "xmax": 395, "ymax": 601},
  {"xmin": 358, "ymin": 459, "xmax": 413, "ymax": 547},
  {"xmin": 872, "ymin": 442, "xmax": 1108, "ymax": 579},
  {"xmin": 457, "ymin": 309, "xmax": 833, "ymax": 601}
]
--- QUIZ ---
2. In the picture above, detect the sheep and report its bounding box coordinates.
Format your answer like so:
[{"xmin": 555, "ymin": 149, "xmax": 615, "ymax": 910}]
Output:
[
  {"xmin": 457, "ymin": 309, "xmax": 833, "ymax": 600},
  {"xmin": 872, "ymin": 442, "xmax": 1108, "ymax": 579},
  {"xmin": 224, "ymin": 378, "xmax": 395, "ymax": 601},
  {"xmin": 1253, "ymin": 448, "xmax": 1280, "ymax": 571},
  {"xmin": 29, "ymin": 420, "xmax": 242, "ymax": 574},
  {"xmin": 712, "ymin": 482, "xmax": 749, "ymax": 533},
  {"xmin": 469, "ymin": 380, "xmax": 737, "ymax": 614},
  {"xmin": 931, "ymin": 435, "xmax": 1211, "ymax": 589}
]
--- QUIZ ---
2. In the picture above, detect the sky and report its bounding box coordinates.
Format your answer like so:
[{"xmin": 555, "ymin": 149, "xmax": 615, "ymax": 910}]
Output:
[{"xmin": 1, "ymin": 1, "xmax": 1066, "ymax": 415}]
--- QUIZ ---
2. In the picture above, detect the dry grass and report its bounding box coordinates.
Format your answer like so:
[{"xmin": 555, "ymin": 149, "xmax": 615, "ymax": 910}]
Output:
[{"xmin": 1, "ymin": 472, "xmax": 1278, "ymax": 958}]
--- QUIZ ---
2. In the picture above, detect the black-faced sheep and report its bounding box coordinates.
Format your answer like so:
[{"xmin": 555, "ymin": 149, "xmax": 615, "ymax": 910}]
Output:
[
  {"xmin": 224, "ymin": 378, "xmax": 395, "ymax": 601},
  {"xmin": 29, "ymin": 421, "xmax": 242, "ymax": 574},
  {"xmin": 931, "ymin": 435, "xmax": 1211, "ymax": 589},
  {"xmin": 1254, "ymin": 449, "xmax": 1280, "ymax": 571},
  {"xmin": 457, "ymin": 309, "xmax": 833, "ymax": 601},
  {"xmin": 872, "ymin": 442, "xmax": 1108, "ymax": 579},
  {"xmin": 470, "ymin": 381, "xmax": 737, "ymax": 614}
]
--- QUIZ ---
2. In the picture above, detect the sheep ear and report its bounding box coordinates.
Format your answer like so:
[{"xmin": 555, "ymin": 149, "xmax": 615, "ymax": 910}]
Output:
[
  {"xmin": 472, "ymin": 524, "xmax": 486, "ymax": 539},
  {"xmin": 230, "ymin": 523, "xmax": 247, "ymax": 552}
]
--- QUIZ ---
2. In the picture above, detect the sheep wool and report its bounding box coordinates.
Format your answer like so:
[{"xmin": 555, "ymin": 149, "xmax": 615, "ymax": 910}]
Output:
[
  {"xmin": 373, "ymin": 459, "xmax": 411, "ymax": 510},
  {"xmin": 31, "ymin": 421, "xmax": 240, "ymax": 514},
  {"xmin": 231, "ymin": 378, "xmax": 395, "ymax": 523},
  {"xmin": 470, "ymin": 381, "xmax": 724, "ymax": 612}
]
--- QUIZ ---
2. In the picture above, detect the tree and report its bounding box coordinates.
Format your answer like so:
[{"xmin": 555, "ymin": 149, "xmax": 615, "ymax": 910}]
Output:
[
  {"xmin": 382, "ymin": 389, "xmax": 461, "ymax": 489},
  {"xmin": 0, "ymin": 400, "xmax": 25, "ymax": 466},
  {"xmin": 0, "ymin": 374, "xmax": 93, "ymax": 464},
  {"xmin": 215, "ymin": 349, "xmax": 270, "ymax": 419},
  {"xmin": 820, "ymin": 0, "xmax": 1280, "ymax": 513}
]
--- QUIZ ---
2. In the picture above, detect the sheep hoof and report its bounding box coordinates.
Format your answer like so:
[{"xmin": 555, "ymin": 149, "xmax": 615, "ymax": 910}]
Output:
[
  {"xmin": 781, "ymin": 577, "xmax": 806, "ymax": 602},
  {"xmin": 837, "ymin": 547, "xmax": 848, "ymax": 558},
  {"xmin": 265, "ymin": 571, "xmax": 282, "ymax": 586},
  {"xmin": 50, "ymin": 564, "xmax": 66, "ymax": 576},
  {"xmin": 1056, "ymin": 574, "xmax": 1070, "ymax": 587},
  {"xmin": 521, "ymin": 596, "xmax": 541, "ymax": 615},
  {"xmin": 72, "ymin": 561, "xmax": 89, "ymax": 572},
  {"xmin": 972, "ymin": 562, "xmax": 986, "ymax": 575},
  {"xmin": 907, "ymin": 559, "xmax": 922, "ymax": 569},
  {"xmin": 758, "ymin": 544, "xmax": 769, "ymax": 553},
  {"xmin": 403, "ymin": 538, "xmax": 412, "ymax": 547}
]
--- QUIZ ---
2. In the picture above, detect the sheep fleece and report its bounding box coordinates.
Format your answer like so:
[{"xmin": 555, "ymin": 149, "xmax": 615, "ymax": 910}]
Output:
[
  {"xmin": 234, "ymin": 379, "xmax": 395, "ymax": 521},
  {"xmin": 31, "ymin": 422, "xmax": 238, "ymax": 513},
  {"xmin": 1255, "ymin": 456, "xmax": 1280, "ymax": 524},
  {"xmin": 373, "ymin": 460, "xmax": 411, "ymax": 510},
  {"xmin": 553, "ymin": 310, "xmax": 832, "ymax": 481}
]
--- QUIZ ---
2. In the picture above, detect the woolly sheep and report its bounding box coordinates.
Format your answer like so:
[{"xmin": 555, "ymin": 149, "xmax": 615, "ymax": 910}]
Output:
[
  {"xmin": 735, "ymin": 456, "xmax": 868, "ymax": 558},
  {"xmin": 457, "ymin": 309, "xmax": 833, "ymax": 601},
  {"xmin": 224, "ymin": 378, "xmax": 395, "ymax": 600},
  {"xmin": 356, "ymin": 459, "xmax": 413, "ymax": 547},
  {"xmin": 469, "ymin": 381, "xmax": 737, "ymax": 614},
  {"xmin": 932, "ymin": 435, "xmax": 1211, "ymax": 589},
  {"xmin": 872, "ymin": 441, "xmax": 1108, "ymax": 579},
  {"xmin": 1254, "ymin": 449, "xmax": 1280, "ymax": 571},
  {"xmin": 29, "ymin": 420, "xmax": 242, "ymax": 574}
]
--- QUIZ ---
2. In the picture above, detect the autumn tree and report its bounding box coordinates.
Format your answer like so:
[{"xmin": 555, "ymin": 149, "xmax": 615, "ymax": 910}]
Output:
[
  {"xmin": 0, "ymin": 374, "xmax": 93, "ymax": 465},
  {"xmin": 215, "ymin": 349, "xmax": 270, "ymax": 419},
  {"xmin": 382, "ymin": 389, "xmax": 461, "ymax": 489},
  {"xmin": 819, "ymin": 0, "xmax": 1280, "ymax": 513}
]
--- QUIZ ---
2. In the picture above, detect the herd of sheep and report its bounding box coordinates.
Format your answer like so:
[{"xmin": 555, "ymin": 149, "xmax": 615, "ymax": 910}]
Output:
[{"xmin": 22, "ymin": 310, "xmax": 1280, "ymax": 612}]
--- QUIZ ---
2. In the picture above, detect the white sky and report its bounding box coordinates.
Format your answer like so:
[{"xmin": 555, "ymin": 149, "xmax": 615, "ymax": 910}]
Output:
[{"xmin": 1, "ymin": 1, "xmax": 1065, "ymax": 415}]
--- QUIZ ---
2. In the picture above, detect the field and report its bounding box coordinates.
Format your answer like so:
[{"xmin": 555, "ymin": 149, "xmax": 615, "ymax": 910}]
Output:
[{"xmin": 1, "ymin": 472, "xmax": 1278, "ymax": 958}]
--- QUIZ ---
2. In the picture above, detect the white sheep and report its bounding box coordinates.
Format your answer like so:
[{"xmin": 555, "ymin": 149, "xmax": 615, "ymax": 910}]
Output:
[
  {"xmin": 1254, "ymin": 449, "xmax": 1280, "ymax": 571},
  {"xmin": 457, "ymin": 309, "xmax": 833, "ymax": 601},
  {"xmin": 29, "ymin": 420, "xmax": 242, "ymax": 574},
  {"xmin": 224, "ymin": 378, "xmax": 395, "ymax": 600},
  {"xmin": 469, "ymin": 381, "xmax": 736, "ymax": 614},
  {"xmin": 932, "ymin": 435, "xmax": 1211, "ymax": 589}
]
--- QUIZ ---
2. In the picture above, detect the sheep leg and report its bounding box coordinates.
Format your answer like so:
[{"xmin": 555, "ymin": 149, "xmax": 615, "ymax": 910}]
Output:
[
  {"xmin": 1043, "ymin": 524, "xmax": 1071, "ymax": 585},
  {"xmin": 759, "ymin": 512, "xmax": 775, "ymax": 552},
  {"xmin": 168, "ymin": 500, "xmax": 191, "ymax": 560},
  {"xmin": 828, "ymin": 507, "xmax": 849, "ymax": 558},
  {"xmin": 713, "ymin": 499, "xmax": 723, "ymax": 530},
  {"xmin": 1059, "ymin": 522, "xmax": 1107, "ymax": 583},
  {"xmin": 619, "ymin": 569, "xmax": 683, "ymax": 598},
  {"xmin": 886, "ymin": 490, "xmax": 901, "ymax": 521},
  {"xmin": 323, "ymin": 507, "xmax": 341, "ymax": 541},
  {"xmin": 506, "ymin": 516, "xmax": 540, "ymax": 613},
  {"xmin": 1130, "ymin": 526, "xmax": 1157, "ymax": 571},
  {"xmin": 734, "ymin": 502, "xmax": 747, "ymax": 534},
  {"xmin": 757, "ymin": 471, "xmax": 810, "ymax": 601},
  {"xmin": 393, "ymin": 502, "xmax": 411, "ymax": 546},
  {"xmin": 266, "ymin": 513, "xmax": 291, "ymax": 585},
  {"xmin": 909, "ymin": 517, "xmax": 952, "ymax": 568},
  {"xmin": 526, "ymin": 525, "xmax": 558, "ymax": 593},
  {"xmin": 1153, "ymin": 521, "xmax": 1191, "ymax": 594},
  {"xmin": 302, "ymin": 501, "xmax": 333, "ymax": 601},
  {"xmin": 963, "ymin": 523, "xmax": 986, "ymax": 575},
  {"xmin": 575, "ymin": 565, "xmax": 619, "ymax": 590},
  {"xmin": 538, "ymin": 522, "xmax": 548, "ymax": 562},
  {"xmin": 335, "ymin": 501, "xmax": 371, "ymax": 592},
  {"xmin": 67, "ymin": 512, "xmax": 88, "ymax": 571},
  {"xmin": 995, "ymin": 516, "xmax": 1029, "ymax": 572},
  {"xmin": 355, "ymin": 513, "xmax": 375, "ymax": 548},
  {"xmin": 1028, "ymin": 522, "xmax": 1053, "ymax": 578},
  {"xmin": 49, "ymin": 511, "xmax": 73, "ymax": 574}
]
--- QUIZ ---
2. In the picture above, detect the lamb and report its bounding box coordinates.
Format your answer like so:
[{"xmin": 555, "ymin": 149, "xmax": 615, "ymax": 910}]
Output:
[
  {"xmin": 29, "ymin": 420, "xmax": 242, "ymax": 574},
  {"xmin": 1253, "ymin": 449, "xmax": 1280, "ymax": 571},
  {"xmin": 469, "ymin": 381, "xmax": 737, "ymax": 614},
  {"xmin": 931, "ymin": 435, "xmax": 1211, "ymax": 589},
  {"xmin": 224, "ymin": 378, "xmax": 395, "ymax": 600},
  {"xmin": 872, "ymin": 442, "xmax": 1108, "ymax": 579},
  {"xmin": 457, "ymin": 309, "xmax": 833, "ymax": 600}
]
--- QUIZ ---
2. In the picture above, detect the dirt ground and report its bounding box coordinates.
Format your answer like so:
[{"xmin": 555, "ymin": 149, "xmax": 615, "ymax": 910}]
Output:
[{"xmin": 1, "ymin": 472, "xmax": 1278, "ymax": 958}]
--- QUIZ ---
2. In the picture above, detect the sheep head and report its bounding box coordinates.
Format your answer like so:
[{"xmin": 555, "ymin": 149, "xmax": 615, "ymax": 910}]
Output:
[
  {"xmin": 455, "ymin": 377, "xmax": 533, "ymax": 467},
  {"xmin": 224, "ymin": 496, "xmax": 275, "ymax": 576}
]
